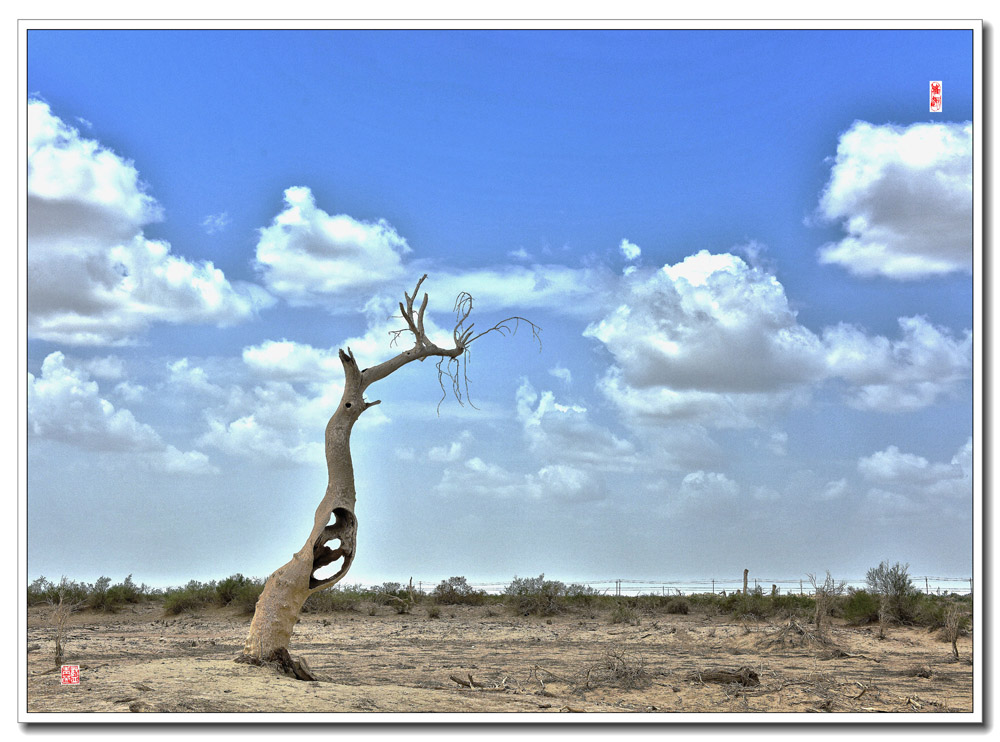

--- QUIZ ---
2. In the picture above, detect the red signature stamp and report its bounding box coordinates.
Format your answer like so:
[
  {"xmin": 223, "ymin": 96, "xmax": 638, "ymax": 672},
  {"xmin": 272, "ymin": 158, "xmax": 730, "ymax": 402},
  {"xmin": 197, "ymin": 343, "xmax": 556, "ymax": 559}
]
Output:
[
  {"xmin": 60, "ymin": 665, "xmax": 80, "ymax": 685},
  {"xmin": 930, "ymin": 81, "xmax": 942, "ymax": 112}
]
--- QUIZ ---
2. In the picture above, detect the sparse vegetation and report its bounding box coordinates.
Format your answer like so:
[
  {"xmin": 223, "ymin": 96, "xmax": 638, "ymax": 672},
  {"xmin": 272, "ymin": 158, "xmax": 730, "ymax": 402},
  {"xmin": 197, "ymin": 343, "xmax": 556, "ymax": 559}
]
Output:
[
  {"xmin": 808, "ymin": 571, "xmax": 845, "ymax": 638},
  {"xmin": 27, "ymin": 569, "xmax": 971, "ymax": 635}
]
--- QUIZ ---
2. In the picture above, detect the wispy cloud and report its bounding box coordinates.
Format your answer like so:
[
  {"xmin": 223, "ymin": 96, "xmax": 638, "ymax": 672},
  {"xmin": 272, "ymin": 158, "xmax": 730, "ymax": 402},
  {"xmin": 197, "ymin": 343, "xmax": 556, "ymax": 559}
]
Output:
[{"xmin": 201, "ymin": 211, "xmax": 231, "ymax": 234}]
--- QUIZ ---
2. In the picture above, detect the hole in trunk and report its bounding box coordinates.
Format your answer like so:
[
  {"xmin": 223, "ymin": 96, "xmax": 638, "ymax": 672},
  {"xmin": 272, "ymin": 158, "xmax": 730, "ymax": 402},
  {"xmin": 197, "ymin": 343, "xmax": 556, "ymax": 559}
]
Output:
[{"xmin": 313, "ymin": 556, "xmax": 345, "ymax": 582}]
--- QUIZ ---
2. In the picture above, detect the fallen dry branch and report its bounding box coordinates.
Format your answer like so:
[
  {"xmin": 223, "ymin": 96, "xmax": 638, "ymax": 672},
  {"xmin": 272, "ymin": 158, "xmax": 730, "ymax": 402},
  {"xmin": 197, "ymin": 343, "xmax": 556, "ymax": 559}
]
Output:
[
  {"xmin": 899, "ymin": 665, "xmax": 933, "ymax": 678},
  {"xmin": 758, "ymin": 619, "xmax": 837, "ymax": 651},
  {"xmin": 448, "ymin": 673, "xmax": 509, "ymax": 692},
  {"xmin": 688, "ymin": 667, "xmax": 761, "ymax": 687},
  {"xmin": 821, "ymin": 648, "xmax": 879, "ymax": 662}
]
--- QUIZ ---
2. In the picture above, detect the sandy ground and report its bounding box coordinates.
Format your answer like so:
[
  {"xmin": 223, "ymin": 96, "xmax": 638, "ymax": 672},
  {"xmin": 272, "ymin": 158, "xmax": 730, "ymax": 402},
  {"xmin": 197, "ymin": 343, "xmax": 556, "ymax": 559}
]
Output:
[{"xmin": 25, "ymin": 602, "xmax": 974, "ymax": 716}]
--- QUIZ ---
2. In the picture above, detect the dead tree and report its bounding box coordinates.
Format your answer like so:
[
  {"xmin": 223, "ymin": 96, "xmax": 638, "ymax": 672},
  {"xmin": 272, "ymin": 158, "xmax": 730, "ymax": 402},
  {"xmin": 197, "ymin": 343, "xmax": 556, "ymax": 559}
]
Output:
[
  {"xmin": 238, "ymin": 275, "xmax": 539, "ymax": 677},
  {"xmin": 808, "ymin": 571, "xmax": 845, "ymax": 639},
  {"xmin": 944, "ymin": 604, "xmax": 970, "ymax": 661}
]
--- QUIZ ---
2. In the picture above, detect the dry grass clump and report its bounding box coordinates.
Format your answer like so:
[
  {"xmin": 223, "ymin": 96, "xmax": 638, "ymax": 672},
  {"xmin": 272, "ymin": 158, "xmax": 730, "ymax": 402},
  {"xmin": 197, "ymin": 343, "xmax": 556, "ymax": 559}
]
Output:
[
  {"xmin": 582, "ymin": 643, "xmax": 650, "ymax": 689},
  {"xmin": 609, "ymin": 600, "xmax": 641, "ymax": 626},
  {"xmin": 757, "ymin": 618, "xmax": 836, "ymax": 651}
]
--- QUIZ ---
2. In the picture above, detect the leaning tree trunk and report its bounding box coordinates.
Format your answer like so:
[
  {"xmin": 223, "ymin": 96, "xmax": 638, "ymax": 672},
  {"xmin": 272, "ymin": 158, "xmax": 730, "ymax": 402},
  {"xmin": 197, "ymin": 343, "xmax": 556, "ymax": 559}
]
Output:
[
  {"xmin": 240, "ymin": 350, "xmax": 365, "ymax": 667},
  {"xmin": 237, "ymin": 276, "xmax": 534, "ymax": 676}
]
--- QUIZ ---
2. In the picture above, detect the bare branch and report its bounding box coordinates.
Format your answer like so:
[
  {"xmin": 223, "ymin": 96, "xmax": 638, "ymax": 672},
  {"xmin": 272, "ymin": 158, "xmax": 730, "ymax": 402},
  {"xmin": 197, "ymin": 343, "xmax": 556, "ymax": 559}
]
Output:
[{"xmin": 417, "ymin": 291, "xmax": 429, "ymax": 339}]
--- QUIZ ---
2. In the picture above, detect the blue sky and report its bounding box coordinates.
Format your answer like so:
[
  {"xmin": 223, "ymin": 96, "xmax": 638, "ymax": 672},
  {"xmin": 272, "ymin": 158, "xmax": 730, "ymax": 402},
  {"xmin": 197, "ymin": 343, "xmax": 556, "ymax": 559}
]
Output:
[{"xmin": 25, "ymin": 28, "xmax": 976, "ymax": 589}]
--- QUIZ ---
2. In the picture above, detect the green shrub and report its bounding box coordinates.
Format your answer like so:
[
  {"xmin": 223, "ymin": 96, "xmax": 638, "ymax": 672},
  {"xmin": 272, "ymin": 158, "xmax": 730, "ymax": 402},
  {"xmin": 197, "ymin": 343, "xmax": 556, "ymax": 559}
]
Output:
[
  {"xmin": 663, "ymin": 597, "xmax": 690, "ymax": 615},
  {"xmin": 767, "ymin": 593, "xmax": 814, "ymax": 619},
  {"xmin": 228, "ymin": 581, "xmax": 264, "ymax": 615},
  {"xmin": 303, "ymin": 585, "xmax": 364, "ymax": 613},
  {"xmin": 432, "ymin": 576, "xmax": 486, "ymax": 605},
  {"xmin": 610, "ymin": 599, "xmax": 641, "ymax": 625},
  {"xmin": 684, "ymin": 592, "xmax": 727, "ymax": 615},
  {"xmin": 866, "ymin": 561, "xmax": 920, "ymax": 623},
  {"xmin": 842, "ymin": 588, "xmax": 880, "ymax": 624},
  {"xmin": 911, "ymin": 594, "xmax": 971, "ymax": 630},
  {"xmin": 564, "ymin": 583, "xmax": 599, "ymax": 609},
  {"xmin": 504, "ymin": 574, "xmax": 567, "ymax": 616},
  {"xmin": 86, "ymin": 576, "xmax": 124, "ymax": 612},
  {"xmin": 28, "ymin": 576, "xmax": 89, "ymax": 607},
  {"xmin": 162, "ymin": 580, "xmax": 216, "ymax": 615},
  {"xmin": 104, "ymin": 574, "xmax": 148, "ymax": 609},
  {"xmin": 722, "ymin": 591, "xmax": 767, "ymax": 619},
  {"xmin": 215, "ymin": 574, "xmax": 255, "ymax": 606}
]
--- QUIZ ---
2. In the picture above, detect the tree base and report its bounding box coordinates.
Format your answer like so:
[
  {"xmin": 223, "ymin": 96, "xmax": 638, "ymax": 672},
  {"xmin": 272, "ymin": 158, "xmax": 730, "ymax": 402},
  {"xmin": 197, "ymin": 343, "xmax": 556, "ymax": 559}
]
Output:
[{"xmin": 235, "ymin": 648, "xmax": 320, "ymax": 681}]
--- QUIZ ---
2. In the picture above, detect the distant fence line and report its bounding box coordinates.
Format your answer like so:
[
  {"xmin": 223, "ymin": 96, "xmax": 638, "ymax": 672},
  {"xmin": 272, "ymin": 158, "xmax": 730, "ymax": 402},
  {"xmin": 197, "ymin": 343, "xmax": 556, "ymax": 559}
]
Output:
[{"xmin": 369, "ymin": 576, "xmax": 973, "ymax": 597}]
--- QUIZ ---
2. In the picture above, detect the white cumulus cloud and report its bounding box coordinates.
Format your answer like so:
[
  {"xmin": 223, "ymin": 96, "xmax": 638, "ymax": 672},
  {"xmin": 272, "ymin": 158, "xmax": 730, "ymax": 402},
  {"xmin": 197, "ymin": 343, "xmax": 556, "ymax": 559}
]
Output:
[
  {"xmin": 254, "ymin": 186, "xmax": 412, "ymax": 305},
  {"xmin": 823, "ymin": 316, "xmax": 971, "ymax": 411},
  {"xmin": 585, "ymin": 251, "xmax": 971, "ymax": 428},
  {"xmin": 28, "ymin": 351, "xmax": 214, "ymax": 473},
  {"xmin": 857, "ymin": 438, "xmax": 972, "ymax": 514},
  {"xmin": 619, "ymin": 238, "xmax": 642, "ymax": 262},
  {"xmin": 816, "ymin": 120, "xmax": 972, "ymax": 280},
  {"xmin": 28, "ymin": 100, "xmax": 267, "ymax": 345}
]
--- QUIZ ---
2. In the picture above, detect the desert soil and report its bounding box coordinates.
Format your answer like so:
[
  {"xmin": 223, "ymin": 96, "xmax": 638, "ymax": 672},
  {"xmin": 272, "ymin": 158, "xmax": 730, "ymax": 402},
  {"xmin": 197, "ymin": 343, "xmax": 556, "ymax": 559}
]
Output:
[{"xmin": 25, "ymin": 603, "xmax": 974, "ymax": 716}]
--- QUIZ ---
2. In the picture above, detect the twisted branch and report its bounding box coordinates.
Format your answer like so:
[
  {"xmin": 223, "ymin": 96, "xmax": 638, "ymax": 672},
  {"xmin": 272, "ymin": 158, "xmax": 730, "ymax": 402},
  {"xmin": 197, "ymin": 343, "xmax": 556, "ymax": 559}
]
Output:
[{"xmin": 373, "ymin": 275, "xmax": 541, "ymax": 413}]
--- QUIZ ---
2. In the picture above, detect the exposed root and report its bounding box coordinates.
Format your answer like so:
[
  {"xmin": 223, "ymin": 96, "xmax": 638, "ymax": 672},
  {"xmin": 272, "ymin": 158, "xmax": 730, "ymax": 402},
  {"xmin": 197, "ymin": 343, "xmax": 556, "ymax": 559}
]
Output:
[{"xmin": 235, "ymin": 649, "xmax": 320, "ymax": 681}]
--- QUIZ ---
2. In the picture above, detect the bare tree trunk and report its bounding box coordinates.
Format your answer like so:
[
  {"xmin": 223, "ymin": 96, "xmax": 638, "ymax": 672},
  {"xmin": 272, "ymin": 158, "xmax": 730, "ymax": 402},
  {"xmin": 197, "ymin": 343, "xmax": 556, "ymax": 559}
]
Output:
[
  {"xmin": 237, "ymin": 276, "xmax": 537, "ymax": 675},
  {"xmin": 241, "ymin": 356, "xmax": 364, "ymax": 669}
]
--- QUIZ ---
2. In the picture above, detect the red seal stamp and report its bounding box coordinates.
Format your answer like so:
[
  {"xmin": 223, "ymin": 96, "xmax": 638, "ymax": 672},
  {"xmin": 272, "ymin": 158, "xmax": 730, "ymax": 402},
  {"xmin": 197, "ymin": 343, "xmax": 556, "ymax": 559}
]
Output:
[
  {"xmin": 60, "ymin": 665, "xmax": 80, "ymax": 685},
  {"xmin": 930, "ymin": 81, "xmax": 942, "ymax": 112}
]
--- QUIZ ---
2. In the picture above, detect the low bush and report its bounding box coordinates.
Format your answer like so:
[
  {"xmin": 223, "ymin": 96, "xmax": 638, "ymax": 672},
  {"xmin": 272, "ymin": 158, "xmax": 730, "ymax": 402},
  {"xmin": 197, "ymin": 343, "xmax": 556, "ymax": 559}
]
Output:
[
  {"xmin": 302, "ymin": 585, "xmax": 366, "ymax": 613},
  {"xmin": 505, "ymin": 574, "xmax": 567, "ymax": 616},
  {"xmin": 565, "ymin": 583, "xmax": 599, "ymax": 609},
  {"xmin": 162, "ymin": 580, "xmax": 216, "ymax": 615},
  {"xmin": 866, "ymin": 561, "xmax": 921, "ymax": 623},
  {"xmin": 87, "ymin": 576, "xmax": 132, "ymax": 612},
  {"xmin": 768, "ymin": 593, "xmax": 814, "ymax": 619},
  {"xmin": 662, "ymin": 597, "xmax": 690, "ymax": 615},
  {"xmin": 432, "ymin": 576, "xmax": 487, "ymax": 606},
  {"xmin": 215, "ymin": 574, "xmax": 254, "ymax": 605},
  {"xmin": 28, "ymin": 576, "xmax": 89, "ymax": 607},
  {"xmin": 842, "ymin": 588, "xmax": 880, "ymax": 625},
  {"xmin": 609, "ymin": 599, "xmax": 641, "ymax": 625},
  {"xmin": 588, "ymin": 644, "xmax": 649, "ymax": 689}
]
